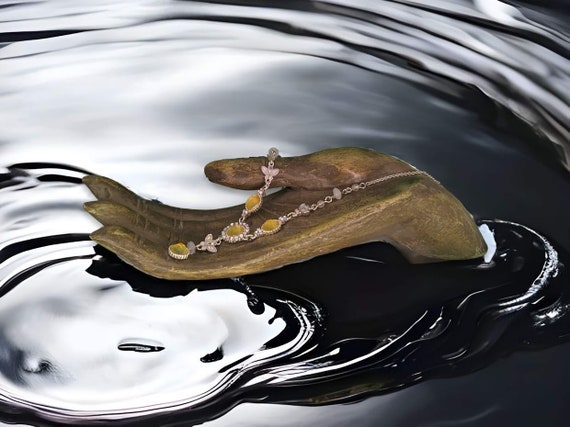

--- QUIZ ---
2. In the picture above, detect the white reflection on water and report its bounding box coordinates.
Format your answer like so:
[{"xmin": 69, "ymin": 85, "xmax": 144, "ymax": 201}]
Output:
[
  {"xmin": 0, "ymin": 168, "xmax": 320, "ymax": 420},
  {"xmin": 0, "ymin": 43, "xmax": 303, "ymax": 208},
  {"xmin": 1, "ymin": 0, "xmax": 568, "ymax": 211},
  {"xmin": 0, "ymin": 258, "xmax": 286, "ymax": 413}
]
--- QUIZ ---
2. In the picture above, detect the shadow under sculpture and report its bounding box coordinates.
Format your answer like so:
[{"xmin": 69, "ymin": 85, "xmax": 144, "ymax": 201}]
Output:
[{"xmin": 83, "ymin": 147, "xmax": 487, "ymax": 280}]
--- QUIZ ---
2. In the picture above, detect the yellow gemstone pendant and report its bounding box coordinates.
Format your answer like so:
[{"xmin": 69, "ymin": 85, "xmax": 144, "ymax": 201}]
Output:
[
  {"xmin": 259, "ymin": 219, "xmax": 282, "ymax": 235},
  {"xmin": 227, "ymin": 223, "xmax": 245, "ymax": 237},
  {"xmin": 245, "ymin": 193, "xmax": 262, "ymax": 213},
  {"xmin": 168, "ymin": 242, "xmax": 190, "ymax": 260},
  {"xmin": 222, "ymin": 222, "xmax": 249, "ymax": 243}
]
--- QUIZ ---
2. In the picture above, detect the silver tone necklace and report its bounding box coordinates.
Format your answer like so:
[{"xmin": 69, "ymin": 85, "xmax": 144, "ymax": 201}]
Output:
[{"xmin": 168, "ymin": 148, "xmax": 432, "ymax": 260}]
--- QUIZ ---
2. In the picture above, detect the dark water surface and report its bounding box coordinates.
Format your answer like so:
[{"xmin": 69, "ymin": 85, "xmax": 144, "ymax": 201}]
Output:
[{"xmin": 0, "ymin": 1, "xmax": 569, "ymax": 426}]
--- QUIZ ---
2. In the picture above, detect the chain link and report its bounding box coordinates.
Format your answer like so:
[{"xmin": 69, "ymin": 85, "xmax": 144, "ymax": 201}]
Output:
[
  {"xmin": 279, "ymin": 170, "xmax": 428, "ymax": 222},
  {"xmin": 170, "ymin": 148, "xmax": 435, "ymax": 259}
]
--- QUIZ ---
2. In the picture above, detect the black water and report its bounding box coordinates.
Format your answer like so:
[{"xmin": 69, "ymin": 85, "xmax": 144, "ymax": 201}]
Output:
[{"xmin": 0, "ymin": 1, "xmax": 569, "ymax": 426}]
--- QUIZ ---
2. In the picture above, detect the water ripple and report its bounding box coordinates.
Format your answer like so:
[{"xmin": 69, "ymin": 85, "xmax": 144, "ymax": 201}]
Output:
[
  {"xmin": 0, "ymin": 1, "xmax": 569, "ymax": 424},
  {"xmin": 0, "ymin": 0, "xmax": 568, "ymax": 173},
  {"xmin": 0, "ymin": 167, "xmax": 567, "ymax": 425}
]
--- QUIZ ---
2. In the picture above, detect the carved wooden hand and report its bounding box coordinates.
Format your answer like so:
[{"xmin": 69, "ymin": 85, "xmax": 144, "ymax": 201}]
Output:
[{"xmin": 83, "ymin": 147, "xmax": 486, "ymax": 280}]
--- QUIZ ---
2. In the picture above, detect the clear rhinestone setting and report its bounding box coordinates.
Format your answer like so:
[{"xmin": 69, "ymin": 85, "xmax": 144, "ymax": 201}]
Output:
[{"xmin": 168, "ymin": 147, "xmax": 429, "ymax": 260}]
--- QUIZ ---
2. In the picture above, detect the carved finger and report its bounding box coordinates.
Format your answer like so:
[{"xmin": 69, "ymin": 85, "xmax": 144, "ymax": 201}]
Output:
[
  {"xmin": 204, "ymin": 147, "xmax": 414, "ymax": 190},
  {"xmin": 83, "ymin": 175, "xmax": 237, "ymax": 222}
]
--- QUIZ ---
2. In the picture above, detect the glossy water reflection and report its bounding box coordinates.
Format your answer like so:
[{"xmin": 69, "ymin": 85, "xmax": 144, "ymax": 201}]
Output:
[
  {"xmin": 1, "ymin": 0, "xmax": 569, "ymax": 426},
  {"xmin": 0, "ymin": 166, "xmax": 568, "ymax": 426}
]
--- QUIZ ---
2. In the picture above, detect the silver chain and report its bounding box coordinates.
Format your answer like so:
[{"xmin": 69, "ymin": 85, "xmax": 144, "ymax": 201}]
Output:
[
  {"xmin": 275, "ymin": 170, "xmax": 431, "ymax": 226},
  {"xmin": 169, "ymin": 149, "xmax": 435, "ymax": 259}
]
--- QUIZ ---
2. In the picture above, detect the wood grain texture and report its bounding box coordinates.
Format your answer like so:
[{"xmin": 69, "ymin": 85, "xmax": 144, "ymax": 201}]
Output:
[{"xmin": 84, "ymin": 147, "xmax": 487, "ymax": 280}]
